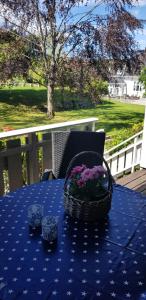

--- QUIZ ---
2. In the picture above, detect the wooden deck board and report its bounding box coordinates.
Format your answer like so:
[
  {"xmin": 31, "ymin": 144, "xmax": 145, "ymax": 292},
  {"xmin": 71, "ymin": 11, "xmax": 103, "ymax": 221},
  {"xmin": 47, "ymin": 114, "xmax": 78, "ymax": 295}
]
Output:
[
  {"xmin": 116, "ymin": 169, "xmax": 146, "ymax": 195},
  {"xmin": 116, "ymin": 169, "xmax": 146, "ymax": 185},
  {"xmin": 123, "ymin": 174, "xmax": 146, "ymax": 189},
  {"xmin": 136, "ymin": 184, "xmax": 146, "ymax": 194}
]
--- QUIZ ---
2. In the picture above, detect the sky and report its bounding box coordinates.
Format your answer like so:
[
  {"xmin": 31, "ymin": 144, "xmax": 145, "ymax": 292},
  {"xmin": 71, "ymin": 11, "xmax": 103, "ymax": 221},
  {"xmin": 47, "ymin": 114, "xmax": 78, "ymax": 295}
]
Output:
[{"xmin": 131, "ymin": 0, "xmax": 146, "ymax": 49}]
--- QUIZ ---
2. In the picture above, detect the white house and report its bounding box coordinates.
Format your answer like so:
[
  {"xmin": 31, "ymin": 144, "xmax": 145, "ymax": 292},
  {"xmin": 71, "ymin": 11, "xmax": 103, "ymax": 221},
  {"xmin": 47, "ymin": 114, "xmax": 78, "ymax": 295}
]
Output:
[{"xmin": 109, "ymin": 75, "xmax": 145, "ymax": 98}]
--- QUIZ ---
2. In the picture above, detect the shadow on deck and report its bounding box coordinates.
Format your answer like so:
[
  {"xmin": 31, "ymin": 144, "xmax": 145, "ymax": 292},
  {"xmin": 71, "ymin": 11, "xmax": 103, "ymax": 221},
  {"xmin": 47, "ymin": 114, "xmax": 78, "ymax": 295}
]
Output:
[{"xmin": 116, "ymin": 169, "xmax": 146, "ymax": 196}]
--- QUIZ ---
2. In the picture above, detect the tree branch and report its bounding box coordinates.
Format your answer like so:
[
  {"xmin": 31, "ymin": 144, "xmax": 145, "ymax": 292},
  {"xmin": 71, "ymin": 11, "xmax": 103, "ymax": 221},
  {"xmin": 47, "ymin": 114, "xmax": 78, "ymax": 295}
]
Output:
[{"xmin": 31, "ymin": 0, "xmax": 49, "ymax": 71}]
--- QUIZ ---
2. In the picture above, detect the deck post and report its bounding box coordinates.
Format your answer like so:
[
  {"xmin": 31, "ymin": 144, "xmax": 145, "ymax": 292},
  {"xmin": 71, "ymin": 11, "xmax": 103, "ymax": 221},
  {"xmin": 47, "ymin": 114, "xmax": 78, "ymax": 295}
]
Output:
[
  {"xmin": 92, "ymin": 121, "xmax": 96, "ymax": 131},
  {"xmin": 26, "ymin": 133, "xmax": 40, "ymax": 184},
  {"xmin": 140, "ymin": 105, "xmax": 146, "ymax": 168},
  {"xmin": 131, "ymin": 136, "xmax": 138, "ymax": 173}
]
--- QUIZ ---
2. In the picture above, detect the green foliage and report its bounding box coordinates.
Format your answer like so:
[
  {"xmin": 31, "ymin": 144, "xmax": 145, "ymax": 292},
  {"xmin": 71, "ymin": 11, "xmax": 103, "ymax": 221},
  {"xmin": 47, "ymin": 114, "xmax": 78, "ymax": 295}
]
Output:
[
  {"xmin": 106, "ymin": 121, "xmax": 143, "ymax": 149},
  {"xmin": 139, "ymin": 67, "xmax": 146, "ymax": 90},
  {"xmin": 85, "ymin": 79, "xmax": 108, "ymax": 102},
  {"xmin": 27, "ymin": 60, "xmax": 47, "ymax": 85},
  {"xmin": 131, "ymin": 122, "xmax": 143, "ymax": 133},
  {"xmin": 0, "ymin": 32, "xmax": 30, "ymax": 83}
]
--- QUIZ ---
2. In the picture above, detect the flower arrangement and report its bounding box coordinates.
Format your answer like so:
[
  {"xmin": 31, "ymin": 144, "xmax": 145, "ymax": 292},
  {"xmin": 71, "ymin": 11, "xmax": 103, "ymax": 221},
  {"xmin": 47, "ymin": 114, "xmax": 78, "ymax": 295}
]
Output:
[{"xmin": 68, "ymin": 164, "xmax": 107, "ymax": 202}]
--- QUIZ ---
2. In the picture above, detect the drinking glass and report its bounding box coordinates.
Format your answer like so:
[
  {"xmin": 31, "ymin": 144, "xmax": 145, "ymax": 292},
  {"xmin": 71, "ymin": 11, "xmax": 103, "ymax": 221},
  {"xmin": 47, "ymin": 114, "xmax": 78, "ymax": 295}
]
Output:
[
  {"xmin": 42, "ymin": 216, "xmax": 58, "ymax": 242},
  {"xmin": 28, "ymin": 204, "xmax": 43, "ymax": 228}
]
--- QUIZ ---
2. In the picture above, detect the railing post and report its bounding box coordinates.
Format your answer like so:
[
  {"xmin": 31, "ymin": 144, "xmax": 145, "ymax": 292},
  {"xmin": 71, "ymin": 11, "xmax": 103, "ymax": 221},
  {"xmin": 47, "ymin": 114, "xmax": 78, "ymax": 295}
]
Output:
[
  {"xmin": 0, "ymin": 141, "xmax": 4, "ymax": 195},
  {"xmin": 7, "ymin": 139, "xmax": 23, "ymax": 191},
  {"xmin": 0, "ymin": 158, "xmax": 4, "ymax": 196},
  {"xmin": 131, "ymin": 136, "xmax": 137, "ymax": 173},
  {"xmin": 26, "ymin": 133, "xmax": 40, "ymax": 184},
  {"xmin": 42, "ymin": 133, "xmax": 52, "ymax": 171},
  {"xmin": 92, "ymin": 121, "xmax": 96, "ymax": 131},
  {"xmin": 140, "ymin": 105, "xmax": 146, "ymax": 169}
]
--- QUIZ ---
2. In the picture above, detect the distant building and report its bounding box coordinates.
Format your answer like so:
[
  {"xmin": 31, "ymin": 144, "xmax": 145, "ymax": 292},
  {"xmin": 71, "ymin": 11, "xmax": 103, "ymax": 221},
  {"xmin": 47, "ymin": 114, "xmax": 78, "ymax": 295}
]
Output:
[
  {"xmin": 108, "ymin": 50, "xmax": 146, "ymax": 99},
  {"xmin": 108, "ymin": 75, "xmax": 145, "ymax": 99}
]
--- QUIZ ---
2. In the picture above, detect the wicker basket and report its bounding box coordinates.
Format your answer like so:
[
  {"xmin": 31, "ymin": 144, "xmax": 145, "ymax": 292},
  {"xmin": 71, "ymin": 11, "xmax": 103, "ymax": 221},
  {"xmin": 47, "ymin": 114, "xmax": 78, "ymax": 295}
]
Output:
[{"xmin": 64, "ymin": 151, "xmax": 113, "ymax": 222}]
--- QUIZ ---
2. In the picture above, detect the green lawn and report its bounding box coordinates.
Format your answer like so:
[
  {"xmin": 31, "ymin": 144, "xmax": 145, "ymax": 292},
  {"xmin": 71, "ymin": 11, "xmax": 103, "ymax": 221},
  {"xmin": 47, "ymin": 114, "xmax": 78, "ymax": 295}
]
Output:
[{"xmin": 0, "ymin": 86, "xmax": 145, "ymax": 147}]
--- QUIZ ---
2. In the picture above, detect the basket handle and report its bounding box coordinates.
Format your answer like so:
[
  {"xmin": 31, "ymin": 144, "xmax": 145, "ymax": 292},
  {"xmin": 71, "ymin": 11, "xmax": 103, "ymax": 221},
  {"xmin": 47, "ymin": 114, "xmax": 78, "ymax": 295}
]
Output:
[{"xmin": 64, "ymin": 151, "xmax": 113, "ymax": 194}]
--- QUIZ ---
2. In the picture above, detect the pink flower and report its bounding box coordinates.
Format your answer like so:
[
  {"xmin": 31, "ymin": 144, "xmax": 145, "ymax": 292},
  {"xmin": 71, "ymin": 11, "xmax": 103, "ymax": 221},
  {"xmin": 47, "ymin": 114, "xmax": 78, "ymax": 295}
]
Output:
[
  {"xmin": 69, "ymin": 164, "xmax": 107, "ymax": 199},
  {"xmin": 70, "ymin": 164, "xmax": 86, "ymax": 177},
  {"xmin": 77, "ymin": 179, "xmax": 85, "ymax": 188},
  {"xmin": 81, "ymin": 168, "xmax": 95, "ymax": 182},
  {"xmin": 93, "ymin": 165, "xmax": 106, "ymax": 176},
  {"xmin": 80, "ymin": 165, "xmax": 106, "ymax": 182}
]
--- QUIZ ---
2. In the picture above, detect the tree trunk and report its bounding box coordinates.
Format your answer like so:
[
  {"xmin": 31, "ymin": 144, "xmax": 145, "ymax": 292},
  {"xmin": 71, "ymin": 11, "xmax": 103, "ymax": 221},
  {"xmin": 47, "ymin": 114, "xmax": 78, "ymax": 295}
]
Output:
[
  {"xmin": 79, "ymin": 61, "xmax": 84, "ymax": 96},
  {"xmin": 47, "ymin": 82, "xmax": 55, "ymax": 119},
  {"xmin": 61, "ymin": 85, "xmax": 65, "ymax": 109}
]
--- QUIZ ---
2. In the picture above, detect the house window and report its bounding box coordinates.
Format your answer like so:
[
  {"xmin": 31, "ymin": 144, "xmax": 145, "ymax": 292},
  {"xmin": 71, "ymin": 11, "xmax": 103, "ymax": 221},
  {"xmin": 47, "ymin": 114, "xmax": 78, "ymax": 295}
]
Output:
[{"xmin": 134, "ymin": 82, "xmax": 141, "ymax": 91}]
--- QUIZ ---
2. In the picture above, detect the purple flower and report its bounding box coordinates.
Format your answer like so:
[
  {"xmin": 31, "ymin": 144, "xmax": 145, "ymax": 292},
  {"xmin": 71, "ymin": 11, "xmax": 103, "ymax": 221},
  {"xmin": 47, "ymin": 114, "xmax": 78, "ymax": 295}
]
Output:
[
  {"xmin": 77, "ymin": 179, "xmax": 85, "ymax": 188},
  {"xmin": 81, "ymin": 165, "xmax": 106, "ymax": 182},
  {"xmin": 92, "ymin": 165, "xmax": 106, "ymax": 176},
  {"xmin": 70, "ymin": 164, "xmax": 86, "ymax": 177},
  {"xmin": 81, "ymin": 168, "xmax": 96, "ymax": 182},
  {"xmin": 69, "ymin": 164, "xmax": 107, "ymax": 200}
]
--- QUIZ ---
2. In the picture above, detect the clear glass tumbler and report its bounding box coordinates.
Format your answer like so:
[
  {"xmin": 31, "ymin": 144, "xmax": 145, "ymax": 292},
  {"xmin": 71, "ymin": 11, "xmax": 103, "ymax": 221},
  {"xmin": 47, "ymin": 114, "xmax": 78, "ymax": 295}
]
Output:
[
  {"xmin": 28, "ymin": 204, "xmax": 43, "ymax": 228},
  {"xmin": 42, "ymin": 216, "xmax": 58, "ymax": 242}
]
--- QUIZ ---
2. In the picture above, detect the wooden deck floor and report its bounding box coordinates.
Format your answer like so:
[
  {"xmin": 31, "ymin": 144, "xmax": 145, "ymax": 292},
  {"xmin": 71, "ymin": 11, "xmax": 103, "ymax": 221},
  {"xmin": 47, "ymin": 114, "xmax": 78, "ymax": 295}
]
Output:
[{"xmin": 116, "ymin": 169, "xmax": 146, "ymax": 195}]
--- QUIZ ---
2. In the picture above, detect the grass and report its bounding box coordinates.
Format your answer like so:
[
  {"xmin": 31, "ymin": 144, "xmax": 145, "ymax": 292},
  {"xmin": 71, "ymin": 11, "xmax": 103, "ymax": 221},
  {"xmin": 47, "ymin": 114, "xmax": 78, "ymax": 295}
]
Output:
[{"xmin": 0, "ymin": 86, "xmax": 145, "ymax": 144}]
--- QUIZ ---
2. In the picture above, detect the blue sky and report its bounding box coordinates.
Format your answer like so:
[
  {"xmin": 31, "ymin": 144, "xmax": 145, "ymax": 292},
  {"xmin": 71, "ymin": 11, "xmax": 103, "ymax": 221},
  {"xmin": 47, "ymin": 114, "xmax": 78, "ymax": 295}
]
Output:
[{"xmin": 131, "ymin": 0, "xmax": 146, "ymax": 49}]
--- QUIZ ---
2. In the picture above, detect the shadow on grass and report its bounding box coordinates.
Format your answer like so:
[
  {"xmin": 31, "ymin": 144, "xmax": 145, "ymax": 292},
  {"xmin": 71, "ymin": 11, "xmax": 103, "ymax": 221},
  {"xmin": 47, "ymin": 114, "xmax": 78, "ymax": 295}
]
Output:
[
  {"xmin": 0, "ymin": 87, "xmax": 115, "ymax": 109},
  {"xmin": 0, "ymin": 88, "xmax": 47, "ymax": 107},
  {"xmin": 57, "ymin": 108, "xmax": 144, "ymax": 134},
  {"xmin": 99, "ymin": 111, "xmax": 144, "ymax": 133}
]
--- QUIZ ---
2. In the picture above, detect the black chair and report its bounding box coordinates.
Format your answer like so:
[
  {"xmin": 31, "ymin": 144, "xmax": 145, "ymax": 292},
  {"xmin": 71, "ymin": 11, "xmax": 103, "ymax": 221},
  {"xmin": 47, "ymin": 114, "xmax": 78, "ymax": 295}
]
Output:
[{"xmin": 41, "ymin": 130, "xmax": 105, "ymax": 180}]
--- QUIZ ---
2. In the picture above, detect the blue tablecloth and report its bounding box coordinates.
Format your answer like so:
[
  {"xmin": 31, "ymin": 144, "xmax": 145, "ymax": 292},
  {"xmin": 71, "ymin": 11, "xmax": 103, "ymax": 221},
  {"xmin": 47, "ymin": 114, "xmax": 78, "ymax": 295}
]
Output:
[{"xmin": 0, "ymin": 180, "xmax": 146, "ymax": 300}]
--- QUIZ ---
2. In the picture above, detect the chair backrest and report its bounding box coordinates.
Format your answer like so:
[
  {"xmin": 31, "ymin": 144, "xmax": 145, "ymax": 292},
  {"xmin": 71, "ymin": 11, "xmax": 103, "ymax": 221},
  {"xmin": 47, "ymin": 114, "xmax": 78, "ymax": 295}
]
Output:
[
  {"xmin": 52, "ymin": 130, "xmax": 105, "ymax": 178},
  {"xmin": 52, "ymin": 131, "xmax": 70, "ymax": 178}
]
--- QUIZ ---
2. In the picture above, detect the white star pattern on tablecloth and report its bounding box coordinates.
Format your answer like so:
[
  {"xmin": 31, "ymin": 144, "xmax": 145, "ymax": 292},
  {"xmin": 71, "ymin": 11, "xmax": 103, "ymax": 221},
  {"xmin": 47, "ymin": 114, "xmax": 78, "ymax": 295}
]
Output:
[
  {"xmin": 81, "ymin": 291, "xmax": 87, "ymax": 296},
  {"xmin": 23, "ymin": 290, "xmax": 28, "ymax": 294},
  {"xmin": 66, "ymin": 291, "xmax": 72, "ymax": 296},
  {"xmin": 111, "ymin": 292, "xmax": 116, "ymax": 297},
  {"xmin": 96, "ymin": 291, "xmax": 101, "ymax": 296},
  {"xmin": 52, "ymin": 290, "xmax": 57, "ymax": 295}
]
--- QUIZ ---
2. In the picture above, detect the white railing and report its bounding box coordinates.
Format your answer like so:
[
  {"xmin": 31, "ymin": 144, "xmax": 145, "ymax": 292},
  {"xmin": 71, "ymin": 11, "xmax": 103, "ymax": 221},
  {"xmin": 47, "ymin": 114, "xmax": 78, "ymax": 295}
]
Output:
[
  {"xmin": 0, "ymin": 117, "xmax": 97, "ymax": 195},
  {"xmin": 105, "ymin": 130, "xmax": 143, "ymax": 177},
  {"xmin": 0, "ymin": 118, "xmax": 97, "ymax": 140}
]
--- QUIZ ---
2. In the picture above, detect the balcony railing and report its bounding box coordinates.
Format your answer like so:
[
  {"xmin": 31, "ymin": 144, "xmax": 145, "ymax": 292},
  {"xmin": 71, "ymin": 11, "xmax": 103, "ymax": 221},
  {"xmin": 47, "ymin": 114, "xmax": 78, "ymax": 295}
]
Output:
[
  {"xmin": 0, "ymin": 118, "xmax": 97, "ymax": 195},
  {"xmin": 104, "ymin": 130, "xmax": 143, "ymax": 177}
]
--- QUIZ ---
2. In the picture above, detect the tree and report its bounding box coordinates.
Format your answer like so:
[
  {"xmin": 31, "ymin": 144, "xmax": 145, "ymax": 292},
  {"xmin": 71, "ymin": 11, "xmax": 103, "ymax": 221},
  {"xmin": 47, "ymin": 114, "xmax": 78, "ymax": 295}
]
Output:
[
  {"xmin": 0, "ymin": 29, "xmax": 31, "ymax": 83},
  {"xmin": 139, "ymin": 67, "xmax": 146, "ymax": 91},
  {"xmin": 85, "ymin": 78, "xmax": 108, "ymax": 103},
  {"xmin": 0, "ymin": 0, "xmax": 143, "ymax": 118}
]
